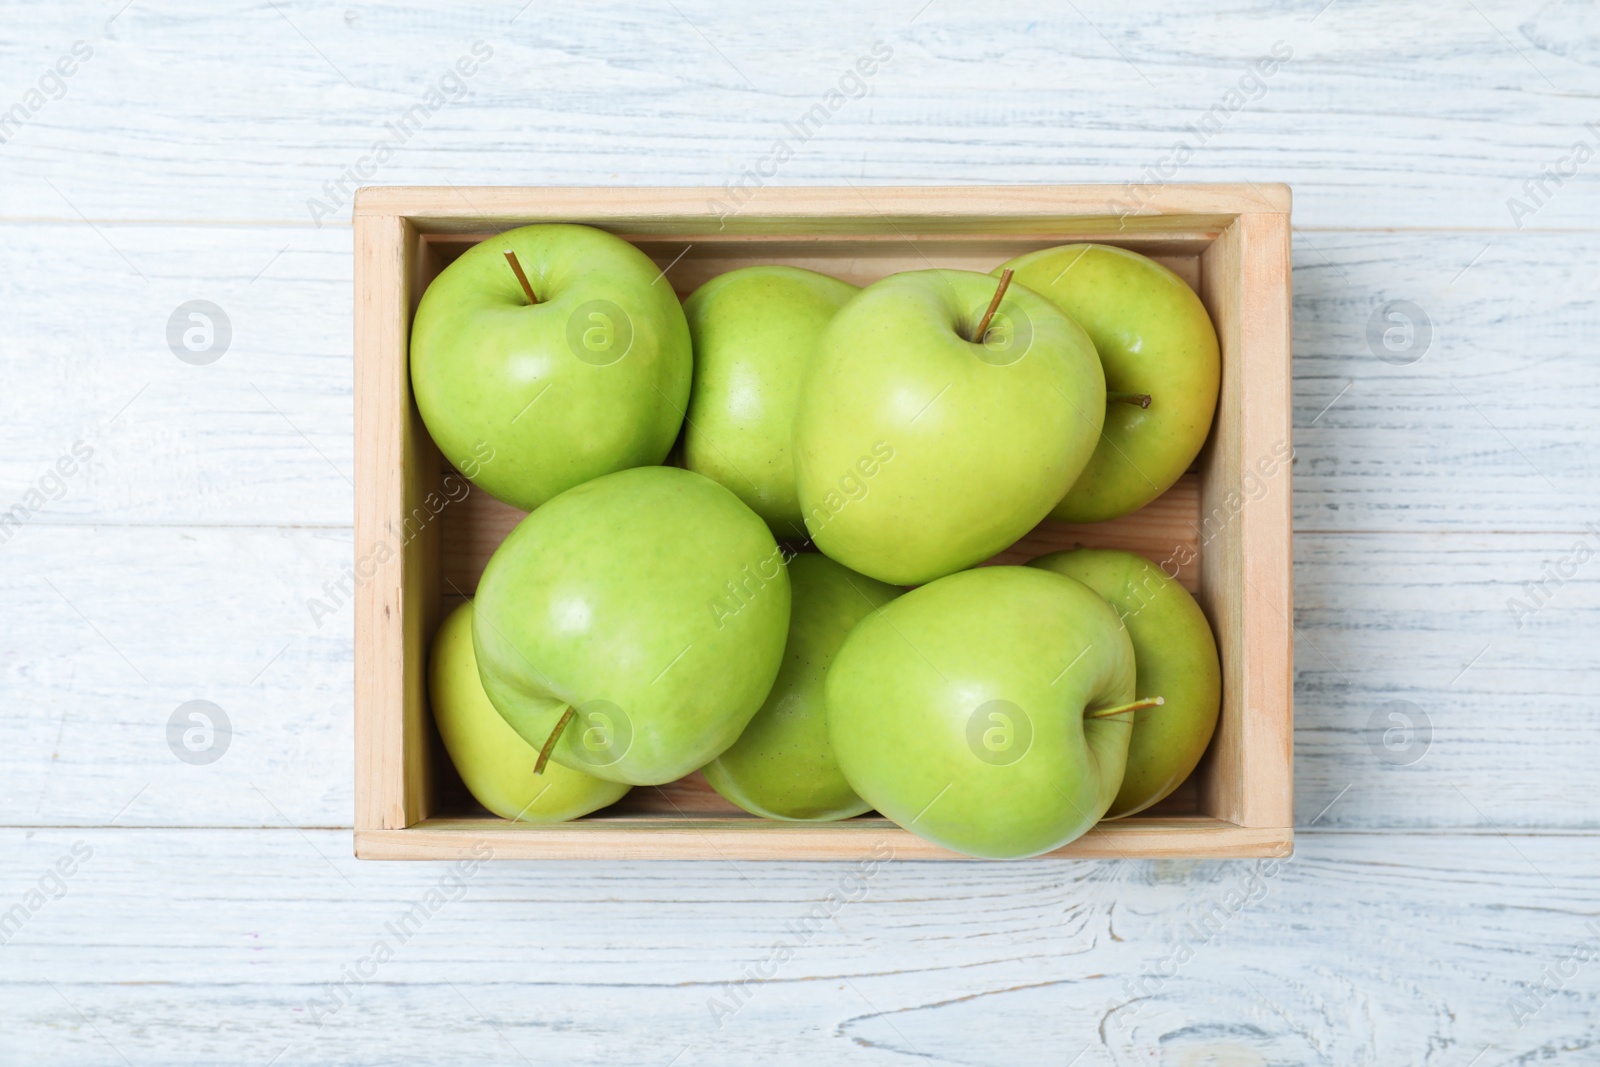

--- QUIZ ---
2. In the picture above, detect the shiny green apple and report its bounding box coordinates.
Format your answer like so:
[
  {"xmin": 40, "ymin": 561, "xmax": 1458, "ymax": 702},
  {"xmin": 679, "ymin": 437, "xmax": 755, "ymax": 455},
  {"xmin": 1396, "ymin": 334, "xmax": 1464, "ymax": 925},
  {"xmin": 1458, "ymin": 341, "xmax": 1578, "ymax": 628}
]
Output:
[
  {"xmin": 1030, "ymin": 548, "xmax": 1221, "ymax": 818},
  {"xmin": 793, "ymin": 269, "xmax": 1105, "ymax": 585},
  {"xmin": 998, "ymin": 244, "xmax": 1220, "ymax": 523},
  {"xmin": 410, "ymin": 223, "xmax": 691, "ymax": 511},
  {"xmin": 827, "ymin": 566, "xmax": 1142, "ymax": 859},
  {"xmin": 429, "ymin": 599, "xmax": 629, "ymax": 822},
  {"xmin": 472, "ymin": 466, "xmax": 790, "ymax": 786},
  {"xmin": 683, "ymin": 266, "xmax": 859, "ymax": 539},
  {"xmin": 702, "ymin": 552, "xmax": 900, "ymax": 821}
]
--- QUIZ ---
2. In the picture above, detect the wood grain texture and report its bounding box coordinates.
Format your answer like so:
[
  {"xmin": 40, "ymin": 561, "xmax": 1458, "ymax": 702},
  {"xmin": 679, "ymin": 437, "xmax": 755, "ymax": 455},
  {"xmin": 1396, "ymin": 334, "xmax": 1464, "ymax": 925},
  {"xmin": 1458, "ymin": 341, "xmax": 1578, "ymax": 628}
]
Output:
[
  {"xmin": 359, "ymin": 183, "xmax": 1287, "ymax": 231},
  {"xmin": 1290, "ymin": 229, "xmax": 1600, "ymax": 532},
  {"xmin": 356, "ymin": 816, "xmax": 1289, "ymax": 862},
  {"xmin": 3, "ymin": 528, "xmax": 1594, "ymax": 831},
  {"xmin": 0, "ymin": 525, "xmax": 355, "ymax": 830},
  {"xmin": 1292, "ymin": 530, "xmax": 1600, "ymax": 832},
  {"xmin": 3, "ymin": 224, "xmax": 1594, "ymax": 531},
  {"xmin": 1201, "ymin": 210, "xmax": 1295, "ymax": 829},
  {"xmin": 2, "ymin": 827, "xmax": 1597, "ymax": 1065},
  {"xmin": 353, "ymin": 210, "xmax": 435, "ymax": 831},
  {"xmin": 352, "ymin": 209, "xmax": 399, "ymax": 832},
  {"xmin": 2, "ymin": 2, "xmax": 1598, "ymax": 228},
  {"xmin": 0, "ymin": 222, "xmax": 355, "ymax": 526}
]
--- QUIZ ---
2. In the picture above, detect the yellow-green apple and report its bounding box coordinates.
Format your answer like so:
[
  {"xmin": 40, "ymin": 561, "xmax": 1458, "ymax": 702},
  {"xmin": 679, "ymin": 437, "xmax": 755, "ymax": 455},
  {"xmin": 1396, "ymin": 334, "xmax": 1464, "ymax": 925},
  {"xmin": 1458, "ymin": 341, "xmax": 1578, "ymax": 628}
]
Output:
[
  {"xmin": 826, "ymin": 565, "xmax": 1153, "ymax": 859},
  {"xmin": 998, "ymin": 244, "xmax": 1220, "ymax": 523},
  {"xmin": 683, "ymin": 266, "xmax": 859, "ymax": 539},
  {"xmin": 793, "ymin": 269, "xmax": 1104, "ymax": 584},
  {"xmin": 430, "ymin": 599, "xmax": 629, "ymax": 821},
  {"xmin": 1030, "ymin": 548, "xmax": 1221, "ymax": 817},
  {"xmin": 472, "ymin": 466, "xmax": 790, "ymax": 786},
  {"xmin": 410, "ymin": 224, "xmax": 691, "ymax": 510},
  {"xmin": 702, "ymin": 552, "xmax": 900, "ymax": 820}
]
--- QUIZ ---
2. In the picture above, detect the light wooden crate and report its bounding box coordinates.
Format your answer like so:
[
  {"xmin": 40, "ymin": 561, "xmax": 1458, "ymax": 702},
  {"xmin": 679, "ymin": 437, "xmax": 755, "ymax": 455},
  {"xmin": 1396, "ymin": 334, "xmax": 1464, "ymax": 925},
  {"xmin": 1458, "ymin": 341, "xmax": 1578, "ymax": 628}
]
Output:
[{"xmin": 353, "ymin": 185, "xmax": 1294, "ymax": 861}]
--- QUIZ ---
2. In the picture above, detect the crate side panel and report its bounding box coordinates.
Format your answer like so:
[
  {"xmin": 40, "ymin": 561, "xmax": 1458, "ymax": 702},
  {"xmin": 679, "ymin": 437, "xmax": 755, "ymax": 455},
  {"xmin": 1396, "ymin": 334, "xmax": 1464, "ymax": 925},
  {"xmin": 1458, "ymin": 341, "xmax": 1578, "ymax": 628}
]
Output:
[
  {"xmin": 1234, "ymin": 210, "xmax": 1295, "ymax": 828},
  {"xmin": 356, "ymin": 816, "xmax": 1291, "ymax": 861}
]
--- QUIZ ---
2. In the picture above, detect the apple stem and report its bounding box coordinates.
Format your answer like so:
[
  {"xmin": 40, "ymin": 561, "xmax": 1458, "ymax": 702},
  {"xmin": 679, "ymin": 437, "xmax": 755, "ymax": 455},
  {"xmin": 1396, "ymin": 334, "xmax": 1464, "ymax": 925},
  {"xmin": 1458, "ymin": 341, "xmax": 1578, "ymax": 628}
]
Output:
[
  {"xmin": 534, "ymin": 704, "xmax": 576, "ymax": 774},
  {"xmin": 1108, "ymin": 391, "xmax": 1152, "ymax": 409},
  {"xmin": 503, "ymin": 250, "xmax": 539, "ymax": 305},
  {"xmin": 1085, "ymin": 696, "xmax": 1165, "ymax": 720},
  {"xmin": 972, "ymin": 268, "xmax": 1014, "ymax": 343}
]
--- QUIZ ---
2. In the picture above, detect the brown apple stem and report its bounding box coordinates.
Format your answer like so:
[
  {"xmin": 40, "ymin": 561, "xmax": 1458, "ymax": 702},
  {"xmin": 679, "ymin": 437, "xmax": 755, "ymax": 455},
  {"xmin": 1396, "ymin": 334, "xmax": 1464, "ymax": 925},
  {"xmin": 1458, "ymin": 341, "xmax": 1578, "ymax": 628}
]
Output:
[
  {"xmin": 534, "ymin": 704, "xmax": 576, "ymax": 774},
  {"xmin": 1085, "ymin": 696, "xmax": 1165, "ymax": 720},
  {"xmin": 1108, "ymin": 391, "xmax": 1152, "ymax": 409},
  {"xmin": 972, "ymin": 268, "xmax": 1014, "ymax": 343},
  {"xmin": 504, "ymin": 250, "xmax": 539, "ymax": 305}
]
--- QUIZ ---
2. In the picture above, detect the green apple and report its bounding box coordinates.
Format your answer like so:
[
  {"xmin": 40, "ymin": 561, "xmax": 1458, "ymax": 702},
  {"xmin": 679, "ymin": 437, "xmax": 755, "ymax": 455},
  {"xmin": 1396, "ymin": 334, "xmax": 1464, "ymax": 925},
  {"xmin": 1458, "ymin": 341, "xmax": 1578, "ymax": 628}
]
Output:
[
  {"xmin": 429, "ymin": 599, "xmax": 629, "ymax": 822},
  {"xmin": 410, "ymin": 223, "xmax": 691, "ymax": 511},
  {"xmin": 683, "ymin": 266, "xmax": 859, "ymax": 539},
  {"xmin": 793, "ymin": 269, "xmax": 1105, "ymax": 585},
  {"xmin": 702, "ymin": 552, "xmax": 900, "ymax": 821},
  {"xmin": 1030, "ymin": 548, "xmax": 1221, "ymax": 818},
  {"xmin": 472, "ymin": 465, "xmax": 790, "ymax": 786},
  {"xmin": 826, "ymin": 565, "xmax": 1147, "ymax": 859},
  {"xmin": 998, "ymin": 244, "xmax": 1220, "ymax": 523}
]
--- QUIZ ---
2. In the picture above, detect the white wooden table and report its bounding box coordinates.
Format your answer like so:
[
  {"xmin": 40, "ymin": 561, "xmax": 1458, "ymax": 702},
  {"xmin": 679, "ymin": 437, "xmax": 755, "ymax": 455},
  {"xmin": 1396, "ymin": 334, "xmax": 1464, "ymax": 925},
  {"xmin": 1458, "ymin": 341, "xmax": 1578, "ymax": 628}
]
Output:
[{"xmin": 2, "ymin": 2, "xmax": 1597, "ymax": 1063}]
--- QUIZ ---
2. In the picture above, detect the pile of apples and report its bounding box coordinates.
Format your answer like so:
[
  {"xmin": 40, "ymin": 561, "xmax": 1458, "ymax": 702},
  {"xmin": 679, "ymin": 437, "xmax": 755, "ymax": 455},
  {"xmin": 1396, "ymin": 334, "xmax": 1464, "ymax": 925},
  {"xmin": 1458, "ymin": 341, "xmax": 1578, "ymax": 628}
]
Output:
[{"xmin": 412, "ymin": 223, "xmax": 1223, "ymax": 860}]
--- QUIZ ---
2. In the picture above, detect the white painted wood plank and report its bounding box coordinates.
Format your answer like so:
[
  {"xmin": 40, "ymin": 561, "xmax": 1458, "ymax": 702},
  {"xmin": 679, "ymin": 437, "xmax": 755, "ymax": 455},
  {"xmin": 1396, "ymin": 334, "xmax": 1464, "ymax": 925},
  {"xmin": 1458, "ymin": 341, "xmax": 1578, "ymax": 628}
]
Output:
[
  {"xmin": 0, "ymin": 223, "xmax": 354, "ymax": 528},
  {"xmin": 0, "ymin": 827, "xmax": 1595, "ymax": 1064},
  {"xmin": 1290, "ymin": 230, "xmax": 1600, "ymax": 532},
  {"xmin": 1, "ymin": 2, "xmax": 1597, "ymax": 229},
  {"xmin": 1292, "ymin": 531, "xmax": 1600, "ymax": 831},
  {"xmin": 0, "ymin": 525, "xmax": 355, "ymax": 829},
  {"xmin": 3, "ymin": 223, "xmax": 1597, "ymax": 531},
  {"xmin": 3, "ymin": 526, "xmax": 1594, "ymax": 830}
]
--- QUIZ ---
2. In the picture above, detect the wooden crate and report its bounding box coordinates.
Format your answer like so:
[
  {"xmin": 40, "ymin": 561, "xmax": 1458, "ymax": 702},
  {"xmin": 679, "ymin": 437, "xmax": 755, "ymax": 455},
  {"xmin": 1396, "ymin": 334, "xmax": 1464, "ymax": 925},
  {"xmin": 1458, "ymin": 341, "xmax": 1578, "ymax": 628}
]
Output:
[{"xmin": 353, "ymin": 185, "xmax": 1294, "ymax": 861}]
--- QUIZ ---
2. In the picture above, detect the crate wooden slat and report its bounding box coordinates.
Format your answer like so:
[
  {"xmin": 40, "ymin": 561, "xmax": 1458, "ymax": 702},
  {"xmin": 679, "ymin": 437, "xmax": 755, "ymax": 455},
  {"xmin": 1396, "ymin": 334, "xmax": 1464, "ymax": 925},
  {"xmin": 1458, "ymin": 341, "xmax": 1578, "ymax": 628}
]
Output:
[
  {"xmin": 357, "ymin": 816, "xmax": 1291, "ymax": 862},
  {"xmin": 353, "ymin": 185, "xmax": 1294, "ymax": 860}
]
